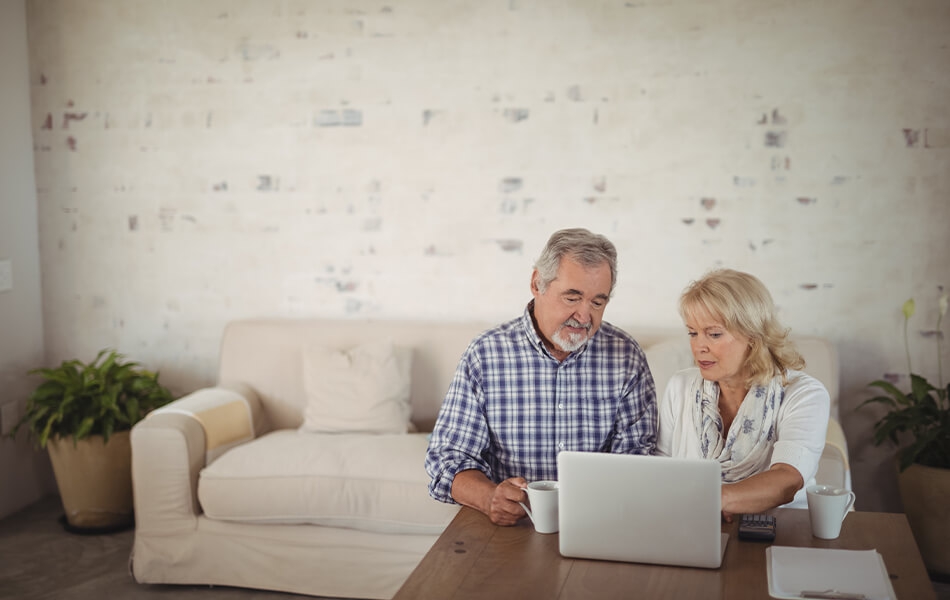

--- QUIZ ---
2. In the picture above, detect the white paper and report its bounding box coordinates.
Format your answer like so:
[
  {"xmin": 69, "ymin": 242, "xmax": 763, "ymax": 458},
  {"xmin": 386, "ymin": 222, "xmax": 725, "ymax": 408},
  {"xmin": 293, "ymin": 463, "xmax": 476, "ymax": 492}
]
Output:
[{"xmin": 766, "ymin": 546, "xmax": 896, "ymax": 600}]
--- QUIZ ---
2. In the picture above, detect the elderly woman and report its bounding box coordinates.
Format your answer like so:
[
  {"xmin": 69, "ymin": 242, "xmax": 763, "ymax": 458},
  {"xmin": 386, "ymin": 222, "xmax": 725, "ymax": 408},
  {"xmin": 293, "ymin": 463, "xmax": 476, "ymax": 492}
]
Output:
[{"xmin": 656, "ymin": 269, "xmax": 829, "ymax": 519}]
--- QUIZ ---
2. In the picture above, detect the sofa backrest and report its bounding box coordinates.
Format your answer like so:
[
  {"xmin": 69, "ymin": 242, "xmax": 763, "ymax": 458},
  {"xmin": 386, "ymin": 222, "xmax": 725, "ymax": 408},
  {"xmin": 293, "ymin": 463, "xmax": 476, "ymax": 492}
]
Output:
[
  {"xmin": 218, "ymin": 318, "xmax": 495, "ymax": 432},
  {"xmin": 216, "ymin": 319, "xmax": 840, "ymax": 433}
]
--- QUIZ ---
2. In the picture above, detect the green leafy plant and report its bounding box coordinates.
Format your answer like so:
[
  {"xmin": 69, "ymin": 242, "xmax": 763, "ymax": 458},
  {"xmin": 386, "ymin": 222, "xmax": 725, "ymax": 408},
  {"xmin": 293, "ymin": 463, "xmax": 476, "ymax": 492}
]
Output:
[
  {"xmin": 860, "ymin": 294, "xmax": 950, "ymax": 471},
  {"xmin": 10, "ymin": 349, "xmax": 174, "ymax": 448}
]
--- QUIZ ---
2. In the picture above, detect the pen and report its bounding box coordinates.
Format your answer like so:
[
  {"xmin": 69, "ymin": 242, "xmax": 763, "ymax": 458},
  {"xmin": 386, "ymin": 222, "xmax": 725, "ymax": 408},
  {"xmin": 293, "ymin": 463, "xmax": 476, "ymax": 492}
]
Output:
[{"xmin": 800, "ymin": 590, "xmax": 866, "ymax": 600}]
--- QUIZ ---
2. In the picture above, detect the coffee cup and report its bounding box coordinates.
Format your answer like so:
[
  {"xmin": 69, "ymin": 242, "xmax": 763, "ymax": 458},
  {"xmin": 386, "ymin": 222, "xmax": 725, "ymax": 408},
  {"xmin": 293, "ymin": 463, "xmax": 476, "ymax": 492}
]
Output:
[
  {"xmin": 806, "ymin": 484, "xmax": 856, "ymax": 539},
  {"xmin": 518, "ymin": 480, "xmax": 559, "ymax": 534}
]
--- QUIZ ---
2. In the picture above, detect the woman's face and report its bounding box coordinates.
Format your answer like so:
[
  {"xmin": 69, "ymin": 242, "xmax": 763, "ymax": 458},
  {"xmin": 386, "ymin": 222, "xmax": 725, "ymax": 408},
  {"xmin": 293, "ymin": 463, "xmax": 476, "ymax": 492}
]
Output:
[{"xmin": 685, "ymin": 306, "xmax": 751, "ymax": 388}]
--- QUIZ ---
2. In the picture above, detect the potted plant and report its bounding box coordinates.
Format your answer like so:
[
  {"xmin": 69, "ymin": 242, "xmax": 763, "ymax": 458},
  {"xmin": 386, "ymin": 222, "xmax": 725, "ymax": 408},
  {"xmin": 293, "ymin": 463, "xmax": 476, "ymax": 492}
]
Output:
[
  {"xmin": 860, "ymin": 294, "xmax": 950, "ymax": 578},
  {"xmin": 10, "ymin": 349, "xmax": 174, "ymax": 531}
]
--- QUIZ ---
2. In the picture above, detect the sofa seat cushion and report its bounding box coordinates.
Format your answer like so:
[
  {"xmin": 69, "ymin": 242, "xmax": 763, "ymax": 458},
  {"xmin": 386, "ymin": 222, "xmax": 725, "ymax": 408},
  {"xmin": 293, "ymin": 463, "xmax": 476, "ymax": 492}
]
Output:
[{"xmin": 197, "ymin": 430, "xmax": 459, "ymax": 535}]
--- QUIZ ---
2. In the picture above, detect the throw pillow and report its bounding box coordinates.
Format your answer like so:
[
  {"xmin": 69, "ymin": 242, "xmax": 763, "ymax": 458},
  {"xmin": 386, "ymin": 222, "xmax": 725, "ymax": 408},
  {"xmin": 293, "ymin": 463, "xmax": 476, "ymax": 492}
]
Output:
[{"xmin": 300, "ymin": 340, "xmax": 413, "ymax": 434}]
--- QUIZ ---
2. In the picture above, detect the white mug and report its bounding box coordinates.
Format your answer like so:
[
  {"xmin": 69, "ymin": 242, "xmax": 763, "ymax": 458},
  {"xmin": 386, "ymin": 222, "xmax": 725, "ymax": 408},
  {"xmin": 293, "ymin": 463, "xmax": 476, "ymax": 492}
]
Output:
[
  {"xmin": 518, "ymin": 480, "xmax": 559, "ymax": 534},
  {"xmin": 806, "ymin": 484, "xmax": 856, "ymax": 539}
]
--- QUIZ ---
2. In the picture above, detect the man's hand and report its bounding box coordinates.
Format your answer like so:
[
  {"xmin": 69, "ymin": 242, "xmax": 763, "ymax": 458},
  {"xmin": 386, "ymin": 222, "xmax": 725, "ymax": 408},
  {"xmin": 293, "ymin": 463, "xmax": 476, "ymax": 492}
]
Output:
[
  {"xmin": 488, "ymin": 478, "xmax": 530, "ymax": 526},
  {"xmin": 451, "ymin": 470, "xmax": 529, "ymax": 526}
]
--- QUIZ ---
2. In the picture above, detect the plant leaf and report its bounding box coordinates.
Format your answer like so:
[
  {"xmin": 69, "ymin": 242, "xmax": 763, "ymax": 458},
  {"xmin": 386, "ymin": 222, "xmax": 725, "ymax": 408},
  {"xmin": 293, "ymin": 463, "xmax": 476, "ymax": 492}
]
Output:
[
  {"xmin": 75, "ymin": 416, "xmax": 94, "ymax": 440},
  {"xmin": 909, "ymin": 374, "xmax": 937, "ymax": 402},
  {"xmin": 867, "ymin": 380, "xmax": 911, "ymax": 406},
  {"xmin": 857, "ymin": 395, "xmax": 899, "ymax": 410},
  {"xmin": 16, "ymin": 349, "xmax": 175, "ymax": 448},
  {"xmin": 125, "ymin": 397, "xmax": 140, "ymax": 424}
]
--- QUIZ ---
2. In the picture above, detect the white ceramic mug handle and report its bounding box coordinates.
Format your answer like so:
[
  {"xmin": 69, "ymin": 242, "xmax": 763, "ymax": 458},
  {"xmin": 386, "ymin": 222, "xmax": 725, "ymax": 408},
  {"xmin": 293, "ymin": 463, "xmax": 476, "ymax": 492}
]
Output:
[
  {"xmin": 841, "ymin": 491, "xmax": 856, "ymax": 521},
  {"xmin": 519, "ymin": 502, "xmax": 534, "ymax": 524}
]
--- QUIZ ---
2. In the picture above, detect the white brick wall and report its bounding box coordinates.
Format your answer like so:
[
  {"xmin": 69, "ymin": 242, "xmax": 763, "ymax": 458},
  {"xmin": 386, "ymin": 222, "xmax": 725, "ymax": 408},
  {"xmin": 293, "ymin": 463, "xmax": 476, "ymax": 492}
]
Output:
[{"xmin": 25, "ymin": 0, "xmax": 950, "ymax": 512}]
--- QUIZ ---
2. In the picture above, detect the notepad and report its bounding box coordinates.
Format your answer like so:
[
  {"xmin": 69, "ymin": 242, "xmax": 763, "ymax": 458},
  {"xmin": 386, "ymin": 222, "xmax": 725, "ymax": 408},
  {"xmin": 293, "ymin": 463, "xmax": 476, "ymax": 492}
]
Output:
[{"xmin": 766, "ymin": 546, "xmax": 897, "ymax": 600}]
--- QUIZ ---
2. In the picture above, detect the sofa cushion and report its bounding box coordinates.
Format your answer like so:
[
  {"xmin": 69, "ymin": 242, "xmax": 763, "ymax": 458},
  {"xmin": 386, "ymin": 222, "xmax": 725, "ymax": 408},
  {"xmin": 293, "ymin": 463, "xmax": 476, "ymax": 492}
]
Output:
[
  {"xmin": 643, "ymin": 336, "xmax": 695, "ymax": 401},
  {"xmin": 300, "ymin": 340, "xmax": 412, "ymax": 434},
  {"xmin": 197, "ymin": 430, "xmax": 459, "ymax": 535}
]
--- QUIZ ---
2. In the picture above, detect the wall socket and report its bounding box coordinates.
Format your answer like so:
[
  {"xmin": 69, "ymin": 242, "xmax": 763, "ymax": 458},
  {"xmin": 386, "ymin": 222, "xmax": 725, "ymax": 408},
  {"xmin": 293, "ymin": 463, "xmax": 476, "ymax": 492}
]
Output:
[
  {"xmin": 0, "ymin": 259, "xmax": 12, "ymax": 293},
  {"xmin": 1, "ymin": 401, "xmax": 19, "ymax": 436}
]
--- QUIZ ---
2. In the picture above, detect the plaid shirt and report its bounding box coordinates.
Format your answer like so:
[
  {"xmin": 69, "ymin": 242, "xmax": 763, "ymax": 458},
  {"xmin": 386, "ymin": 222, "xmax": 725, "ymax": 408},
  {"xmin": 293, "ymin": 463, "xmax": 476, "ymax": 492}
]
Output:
[{"xmin": 426, "ymin": 303, "xmax": 657, "ymax": 504}]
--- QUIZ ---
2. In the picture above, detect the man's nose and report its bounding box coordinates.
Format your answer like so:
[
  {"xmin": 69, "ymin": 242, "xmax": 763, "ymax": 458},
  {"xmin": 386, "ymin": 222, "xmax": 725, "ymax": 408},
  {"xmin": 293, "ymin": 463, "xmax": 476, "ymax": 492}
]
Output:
[{"xmin": 572, "ymin": 307, "xmax": 592, "ymax": 324}]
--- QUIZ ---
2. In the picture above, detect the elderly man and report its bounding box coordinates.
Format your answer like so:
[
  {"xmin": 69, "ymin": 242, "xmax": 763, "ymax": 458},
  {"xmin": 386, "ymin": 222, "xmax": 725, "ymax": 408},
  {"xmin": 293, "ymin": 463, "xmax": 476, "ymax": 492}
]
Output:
[{"xmin": 425, "ymin": 228, "xmax": 656, "ymax": 525}]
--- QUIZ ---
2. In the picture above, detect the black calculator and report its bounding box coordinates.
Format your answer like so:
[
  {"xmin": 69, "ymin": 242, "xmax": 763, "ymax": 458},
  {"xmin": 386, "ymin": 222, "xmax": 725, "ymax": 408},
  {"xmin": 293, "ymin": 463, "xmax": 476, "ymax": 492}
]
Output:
[{"xmin": 737, "ymin": 513, "xmax": 776, "ymax": 541}]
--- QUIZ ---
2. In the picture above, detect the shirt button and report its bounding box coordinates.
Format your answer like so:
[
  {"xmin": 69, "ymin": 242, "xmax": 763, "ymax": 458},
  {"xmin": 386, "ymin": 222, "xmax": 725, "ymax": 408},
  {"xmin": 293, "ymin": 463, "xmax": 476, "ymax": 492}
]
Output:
[
  {"xmin": 558, "ymin": 403, "xmax": 564, "ymax": 409},
  {"xmin": 558, "ymin": 442, "xmax": 565, "ymax": 449}
]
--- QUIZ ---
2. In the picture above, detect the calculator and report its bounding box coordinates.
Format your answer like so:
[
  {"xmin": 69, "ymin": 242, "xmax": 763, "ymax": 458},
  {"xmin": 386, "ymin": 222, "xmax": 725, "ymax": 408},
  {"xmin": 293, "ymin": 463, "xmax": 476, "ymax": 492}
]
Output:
[{"xmin": 737, "ymin": 513, "xmax": 776, "ymax": 541}]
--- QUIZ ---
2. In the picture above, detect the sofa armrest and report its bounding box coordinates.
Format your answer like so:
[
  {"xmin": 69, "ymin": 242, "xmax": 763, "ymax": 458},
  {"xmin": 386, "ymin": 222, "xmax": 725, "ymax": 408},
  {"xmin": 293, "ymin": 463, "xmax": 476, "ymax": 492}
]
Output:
[
  {"xmin": 823, "ymin": 417, "xmax": 850, "ymax": 472},
  {"xmin": 815, "ymin": 417, "xmax": 852, "ymax": 493},
  {"xmin": 151, "ymin": 383, "xmax": 263, "ymax": 462},
  {"xmin": 131, "ymin": 410, "xmax": 205, "ymax": 535},
  {"xmin": 131, "ymin": 384, "xmax": 262, "ymax": 535}
]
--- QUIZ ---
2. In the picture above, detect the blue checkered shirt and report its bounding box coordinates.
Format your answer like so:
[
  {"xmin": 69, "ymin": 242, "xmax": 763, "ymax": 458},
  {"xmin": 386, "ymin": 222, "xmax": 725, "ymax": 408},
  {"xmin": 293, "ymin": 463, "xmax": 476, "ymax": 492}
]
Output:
[{"xmin": 426, "ymin": 304, "xmax": 657, "ymax": 504}]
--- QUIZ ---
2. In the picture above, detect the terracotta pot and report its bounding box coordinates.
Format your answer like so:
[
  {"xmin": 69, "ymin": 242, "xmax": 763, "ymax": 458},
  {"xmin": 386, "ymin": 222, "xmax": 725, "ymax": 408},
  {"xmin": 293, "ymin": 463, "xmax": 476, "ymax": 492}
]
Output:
[
  {"xmin": 897, "ymin": 462, "xmax": 950, "ymax": 577},
  {"xmin": 47, "ymin": 430, "xmax": 134, "ymax": 530}
]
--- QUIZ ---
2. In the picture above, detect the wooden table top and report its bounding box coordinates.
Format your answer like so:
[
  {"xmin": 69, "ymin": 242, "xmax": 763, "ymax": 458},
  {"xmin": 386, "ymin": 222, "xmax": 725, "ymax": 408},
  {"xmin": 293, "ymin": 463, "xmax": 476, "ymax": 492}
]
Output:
[{"xmin": 394, "ymin": 506, "xmax": 935, "ymax": 600}]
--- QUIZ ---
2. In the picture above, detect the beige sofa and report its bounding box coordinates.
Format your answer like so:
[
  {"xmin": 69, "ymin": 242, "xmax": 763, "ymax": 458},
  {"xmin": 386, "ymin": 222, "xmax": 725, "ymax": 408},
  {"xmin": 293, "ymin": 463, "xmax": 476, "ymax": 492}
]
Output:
[{"xmin": 130, "ymin": 318, "xmax": 849, "ymax": 599}]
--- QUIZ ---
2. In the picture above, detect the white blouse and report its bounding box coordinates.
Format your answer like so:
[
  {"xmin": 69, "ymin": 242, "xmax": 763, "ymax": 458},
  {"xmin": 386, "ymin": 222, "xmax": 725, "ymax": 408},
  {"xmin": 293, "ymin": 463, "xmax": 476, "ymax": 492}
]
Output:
[{"xmin": 656, "ymin": 368, "xmax": 830, "ymax": 509}]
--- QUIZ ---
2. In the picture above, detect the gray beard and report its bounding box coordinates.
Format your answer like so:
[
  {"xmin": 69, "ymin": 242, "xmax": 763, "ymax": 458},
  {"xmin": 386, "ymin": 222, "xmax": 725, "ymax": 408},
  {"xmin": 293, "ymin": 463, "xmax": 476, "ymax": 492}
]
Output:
[{"xmin": 552, "ymin": 325, "xmax": 590, "ymax": 353}]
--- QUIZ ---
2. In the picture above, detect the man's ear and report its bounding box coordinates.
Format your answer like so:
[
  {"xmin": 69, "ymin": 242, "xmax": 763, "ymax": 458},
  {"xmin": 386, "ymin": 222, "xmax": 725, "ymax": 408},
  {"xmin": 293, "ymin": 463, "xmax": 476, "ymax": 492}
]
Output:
[{"xmin": 530, "ymin": 270, "xmax": 541, "ymax": 295}]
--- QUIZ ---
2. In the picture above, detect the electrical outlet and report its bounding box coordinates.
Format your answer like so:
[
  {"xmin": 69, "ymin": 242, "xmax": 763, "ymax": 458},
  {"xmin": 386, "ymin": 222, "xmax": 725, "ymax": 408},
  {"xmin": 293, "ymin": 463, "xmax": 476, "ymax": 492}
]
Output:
[
  {"xmin": 1, "ymin": 402, "xmax": 18, "ymax": 435},
  {"xmin": 0, "ymin": 259, "xmax": 12, "ymax": 293}
]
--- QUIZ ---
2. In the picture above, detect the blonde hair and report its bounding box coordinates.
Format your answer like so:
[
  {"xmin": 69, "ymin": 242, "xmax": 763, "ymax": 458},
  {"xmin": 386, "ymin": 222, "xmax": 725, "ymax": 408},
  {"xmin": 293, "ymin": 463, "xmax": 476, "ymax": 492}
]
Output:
[{"xmin": 679, "ymin": 269, "xmax": 804, "ymax": 387}]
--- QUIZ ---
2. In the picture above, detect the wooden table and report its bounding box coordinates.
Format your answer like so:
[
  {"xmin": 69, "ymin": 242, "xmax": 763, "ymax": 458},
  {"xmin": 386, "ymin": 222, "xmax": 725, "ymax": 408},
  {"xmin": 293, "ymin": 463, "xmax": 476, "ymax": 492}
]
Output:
[{"xmin": 393, "ymin": 507, "xmax": 935, "ymax": 600}]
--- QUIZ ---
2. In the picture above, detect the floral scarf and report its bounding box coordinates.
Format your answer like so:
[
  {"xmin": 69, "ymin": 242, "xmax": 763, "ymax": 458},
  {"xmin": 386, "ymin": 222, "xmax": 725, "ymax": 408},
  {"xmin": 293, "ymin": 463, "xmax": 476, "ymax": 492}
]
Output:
[{"xmin": 691, "ymin": 374, "xmax": 785, "ymax": 483}]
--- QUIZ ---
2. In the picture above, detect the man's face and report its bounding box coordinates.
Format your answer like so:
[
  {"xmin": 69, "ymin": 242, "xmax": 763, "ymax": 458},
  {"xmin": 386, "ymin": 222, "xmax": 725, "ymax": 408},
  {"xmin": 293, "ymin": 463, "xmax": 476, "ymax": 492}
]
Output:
[{"xmin": 530, "ymin": 255, "xmax": 612, "ymax": 359}]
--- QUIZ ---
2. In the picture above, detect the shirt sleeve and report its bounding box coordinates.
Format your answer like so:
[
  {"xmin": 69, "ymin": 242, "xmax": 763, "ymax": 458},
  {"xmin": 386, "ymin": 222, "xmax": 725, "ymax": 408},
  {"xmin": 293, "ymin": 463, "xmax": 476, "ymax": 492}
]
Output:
[
  {"xmin": 424, "ymin": 347, "xmax": 493, "ymax": 504},
  {"xmin": 769, "ymin": 371, "xmax": 830, "ymax": 483},
  {"xmin": 608, "ymin": 348, "xmax": 658, "ymax": 455}
]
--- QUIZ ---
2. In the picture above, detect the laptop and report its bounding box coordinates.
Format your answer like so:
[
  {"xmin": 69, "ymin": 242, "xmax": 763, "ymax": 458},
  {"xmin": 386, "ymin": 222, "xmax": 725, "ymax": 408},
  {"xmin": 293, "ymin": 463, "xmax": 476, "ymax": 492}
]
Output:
[{"xmin": 557, "ymin": 451, "xmax": 729, "ymax": 568}]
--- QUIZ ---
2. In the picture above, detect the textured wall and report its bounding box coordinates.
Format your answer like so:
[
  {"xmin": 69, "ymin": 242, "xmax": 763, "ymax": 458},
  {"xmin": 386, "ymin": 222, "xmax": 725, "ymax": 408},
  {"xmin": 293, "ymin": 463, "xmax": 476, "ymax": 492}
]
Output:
[
  {"xmin": 0, "ymin": 0, "xmax": 55, "ymax": 520},
  {"xmin": 26, "ymin": 0, "xmax": 950, "ymax": 512}
]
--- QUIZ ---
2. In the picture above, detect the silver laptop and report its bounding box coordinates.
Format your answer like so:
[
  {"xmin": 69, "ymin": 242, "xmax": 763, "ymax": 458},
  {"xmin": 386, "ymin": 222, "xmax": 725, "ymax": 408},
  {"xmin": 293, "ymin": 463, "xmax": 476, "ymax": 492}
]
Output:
[{"xmin": 557, "ymin": 451, "xmax": 729, "ymax": 568}]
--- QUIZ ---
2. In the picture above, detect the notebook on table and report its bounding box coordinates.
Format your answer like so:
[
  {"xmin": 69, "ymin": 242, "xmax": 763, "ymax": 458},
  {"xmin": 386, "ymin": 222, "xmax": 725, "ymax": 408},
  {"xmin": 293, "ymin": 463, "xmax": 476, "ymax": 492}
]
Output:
[
  {"xmin": 557, "ymin": 451, "xmax": 728, "ymax": 568},
  {"xmin": 766, "ymin": 546, "xmax": 896, "ymax": 600}
]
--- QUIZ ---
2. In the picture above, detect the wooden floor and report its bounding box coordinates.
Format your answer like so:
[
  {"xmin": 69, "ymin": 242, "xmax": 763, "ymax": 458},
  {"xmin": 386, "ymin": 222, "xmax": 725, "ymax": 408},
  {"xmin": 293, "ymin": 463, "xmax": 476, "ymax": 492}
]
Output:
[{"xmin": 0, "ymin": 495, "xmax": 347, "ymax": 600}]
